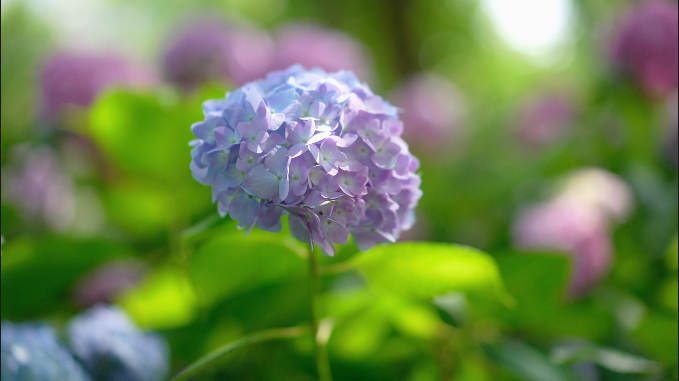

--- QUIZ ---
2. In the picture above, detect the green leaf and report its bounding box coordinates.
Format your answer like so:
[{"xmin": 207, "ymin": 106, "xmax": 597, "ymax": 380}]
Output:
[
  {"xmin": 188, "ymin": 230, "xmax": 308, "ymax": 308},
  {"xmin": 1, "ymin": 237, "xmax": 136, "ymax": 319},
  {"xmin": 353, "ymin": 242, "xmax": 509, "ymax": 303},
  {"xmin": 633, "ymin": 312, "xmax": 679, "ymax": 367},
  {"xmin": 497, "ymin": 252, "xmax": 615, "ymax": 340},
  {"xmin": 89, "ymin": 90, "xmax": 197, "ymax": 184},
  {"xmin": 485, "ymin": 340, "xmax": 570, "ymax": 381},
  {"xmin": 170, "ymin": 326, "xmax": 308, "ymax": 381},
  {"xmin": 551, "ymin": 344, "xmax": 661, "ymax": 375},
  {"xmin": 117, "ymin": 267, "xmax": 197, "ymax": 329},
  {"xmin": 667, "ymin": 236, "xmax": 678, "ymax": 272}
]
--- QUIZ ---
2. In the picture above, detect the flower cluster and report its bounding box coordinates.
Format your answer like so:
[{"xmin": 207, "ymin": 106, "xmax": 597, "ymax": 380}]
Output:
[
  {"xmin": 513, "ymin": 168, "xmax": 633, "ymax": 296},
  {"xmin": 1, "ymin": 322, "xmax": 91, "ymax": 381},
  {"xmin": 190, "ymin": 65, "xmax": 422, "ymax": 255},
  {"xmin": 68, "ymin": 306, "xmax": 169, "ymax": 381},
  {"xmin": 40, "ymin": 51, "xmax": 155, "ymax": 122},
  {"xmin": 1, "ymin": 306, "xmax": 169, "ymax": 381},
  {"xmin": 610, "ymin": 0, "xmax": 678, "ymax": 96}
]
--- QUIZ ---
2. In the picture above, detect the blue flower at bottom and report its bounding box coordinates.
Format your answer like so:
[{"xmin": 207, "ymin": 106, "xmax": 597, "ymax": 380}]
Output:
[
  {"xmin": 67, "ymin": 305, "xmax": 169, "ymax": 381},
  {"xmin": 1, "ymin": 321, "xmax": 91, "ymax": 381}
]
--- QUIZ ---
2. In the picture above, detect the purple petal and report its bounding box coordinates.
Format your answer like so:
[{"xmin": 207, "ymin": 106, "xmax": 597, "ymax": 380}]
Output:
[
  {"xmin": 321, "ymin": 217, "xmax": 349, "ymax": 245},
  {"xmin": 307, "ymin": 131, "xmax": 331, "ymax": 145},
  {"xmin": 243, "ymin": 164, "xmax": 279, "ymax": 199},
  {"xmin": 257, "ymin": 203, "xmax": 283, "ymax": 232},
  {"xmin": 288, "ymin": 143, "xmax": 308, "ymax": 158},
  {"xmin": 264, "ymin": 146, "xmax": 290, "ymax": 177}
]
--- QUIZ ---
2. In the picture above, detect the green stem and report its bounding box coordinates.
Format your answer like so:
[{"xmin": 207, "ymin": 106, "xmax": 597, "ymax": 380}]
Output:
[
  {"xmin": 170, "ymin": 326, "xmax": 308, "ymax": 381},
  {"xmin": 309, "ymin": 250, "xmax": 334, "ymax": 381}
]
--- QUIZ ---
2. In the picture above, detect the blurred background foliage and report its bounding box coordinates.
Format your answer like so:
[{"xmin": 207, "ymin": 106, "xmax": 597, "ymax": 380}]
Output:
[{"xmin": 1, "ymin": 0, "xmax": 677, "ymax": 380}]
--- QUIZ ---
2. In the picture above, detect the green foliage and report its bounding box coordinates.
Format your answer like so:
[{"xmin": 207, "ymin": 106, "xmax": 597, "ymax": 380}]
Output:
[
  {"xmin": 354, "ymin": 242, "xmax": 509, "ymax": 303},
  {"xmin": 188, "ymin": 228, "xmax": 308, "ymax": 308},
  {"xmin": 485, "ymin": 340, "xmax": 570, "ymax": 381},
  {"xmin": 118, "ymin": 266, "xmax": 198, "ymax": 329},
  {"xmin": 497, "ymin": 252, "xmax": 615, "ymax": 340},
  {"xmin": 1, "ymin": 237, "xmax": 136, "ymax": 319}
]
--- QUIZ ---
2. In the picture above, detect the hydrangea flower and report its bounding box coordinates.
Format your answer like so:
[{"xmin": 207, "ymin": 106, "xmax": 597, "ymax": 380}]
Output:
[
  {"xmin": 5, "ymin": 145, "xmax": 76, "ymax": 232},
  {"xmin": 190, "ymin": 65, "xmax": 422, "ymax": 255},
  {"xmin": 514, "ymin": 92, "xmax": 575, "ymax": 147},
  {"xmin": 67, "ymin": 305, "xmax": 169, "ymax": 381},
  {"xmin": 610, "ymin": 0, "xmax": 678, "ymax": 96},
  {"xmin": 1, "ymin": 321, "xmax": 92, "ymax": 381},
  {"xmin": 271, "ymin": 24, "xmax": 373, "ymax": 82},
  {"xmin": 512, "ymin": 168, "xmax": 633, "ymax": 296},
  {"xmin": 392, "ymin": 73, "xmax": 465, "ymax": 151},
  {"xmin": 40, "ymin": 51, "xmax": 156, "ymax": 122},
  {"xmin": 162, "ymin": 18, "xmax": 274, "ymax": 89}
]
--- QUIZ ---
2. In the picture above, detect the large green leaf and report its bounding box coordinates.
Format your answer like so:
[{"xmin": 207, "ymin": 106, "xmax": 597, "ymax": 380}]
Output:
[
  {"xmin": 1, "ymin": 237, "xmax": 136, "ymax": 319},
  {"xmin": 497, "ymin": 252, "xmax": 615, "ymax": 340},
  {"xmin": 188, "ymin": 230, "xmax": 308, "ymax": 308},
  {"xmin": 353, "ymin": 242, "xmax": 508, "ymax": 302},
  {"xmin": 485, "ymin": 340, "xmax": 570, "ymax": 381}
]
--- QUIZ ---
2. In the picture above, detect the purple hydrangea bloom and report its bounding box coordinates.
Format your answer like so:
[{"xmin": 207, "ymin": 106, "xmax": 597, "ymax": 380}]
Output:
[
  {"xmin": 162, "ymin": 19, "xmax": 274, "ymax": 89},
  {"xmin": 610, "ymin": 0, "xmax": 678, "ymax": 97},
  {"xmin": 190, "ymin": 65, "xmax": 422, "ymax": 255},
  {"xmin": 512, "ymin": 168, "xmax": 633, "ymax": 297},
  {"xmin": 271, "ymin": 24, "xmax": 373, "ymax": 82},
  {"xmin": 67, "ymin": 305, "xmax": 169, "ymax": 381},
  {"xmin": 2, "ymin": 322, "xmax": 92, "ymax": 381},
  {"xmin": 5, "ymin": 146, "xmax": 76, "ymax": 232},
  {"xmin": 514, "ymin": 92, "xmax": 575, "ymax": 147},
  {"xmin": 40, "ymin": 51, "xmax": 156, "ymax": 121},
  {"xmin": 392, "ymin": 73, "xmax": 465, "ymax": 151}
]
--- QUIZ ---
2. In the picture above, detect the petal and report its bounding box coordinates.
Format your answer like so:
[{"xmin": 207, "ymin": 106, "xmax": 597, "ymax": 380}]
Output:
[
  {"xmin": 287, "ymin": 143, "xmax": 308, "ymax": 158},
  {"xmin": 307, "ymin": 131, "xmax": 331, "ymax": 145},
  {"xmin": 289, "ymin": 213, "xmax": 311, "ymax": 246},
  {"xmin": 279, "ymin": 178, "xmax": 290, "ymax": 201},
  {"xmin": 257, "ymin": 203, "xmax": 283, "ymax": 232},
  {"xmin": 321, "ymin": 218, "xmax": 349, "ymax": 245},
  {"xmin": 265, "ymin": 146, "xmax": 290, "ymax": 176},
  {"xmin": 243, "ymin": 165, "xmax": 279, "ymax": 199}
]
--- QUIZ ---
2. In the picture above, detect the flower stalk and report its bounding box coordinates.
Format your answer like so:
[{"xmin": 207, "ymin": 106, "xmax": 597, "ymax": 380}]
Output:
[{"xmin": 308, "ymin": 250, "xmax": 333, "ymax": 381}]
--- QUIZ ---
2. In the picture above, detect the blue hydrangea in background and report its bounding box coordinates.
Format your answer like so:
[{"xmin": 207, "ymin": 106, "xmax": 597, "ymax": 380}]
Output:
[
  {"xmin": 190, "ymin": 65, "xmax": 423, "ymax": 255},
  {"xmin": 67, "ymin": 305, "xmax": 169, "ymax": 381},
  {"xmin": 1, "ymin": 322, "xmax": 91, "ymax": 381}
]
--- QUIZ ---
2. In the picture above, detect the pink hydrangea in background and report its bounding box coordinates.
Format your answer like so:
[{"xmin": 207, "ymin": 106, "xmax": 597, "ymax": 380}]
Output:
[
  {"xmin": 162, "ymin": 19, "xmax": 274, "ymax": 89},
  {"xmin": 610, "ymin": 0, "xmax": 679, "ymax": 97},
  {"xmin": 392, "ymin": 73, "xmax": 465, "ymax": 151},
  {"xmin": 513, "ymin": 168, "xmax": 633, "ymax": 296},
  {"xmin": 4, "ymin": 146, "xmax": 76, "ymax": 232},
  {"xmin": 72, "ymin": 259, "xmax": 148, "ymax": 307},
  {"xmin": 515, "ymin": 92, "xmax": 575, "ymax": 147},
  {"xmin": 665, "ymin": 91, "xmax": 678, "ymax": 167},
  {"xmin": 40, "ymin": 51, "xmax": 156, "ymax": 121},
  {"xmin": 270, "ymin": 24, "xmax": 372, "ymax": 82}
]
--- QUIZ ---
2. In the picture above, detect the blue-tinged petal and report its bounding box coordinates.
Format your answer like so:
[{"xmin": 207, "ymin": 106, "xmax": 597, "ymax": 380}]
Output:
[
  {"xmin": 265, "ymin": 146, "xmax": 290, "ymax": 177},
  {"xmin": 229, "ymin": 191, "xmax": 260, "ymax": 231},
  {"xmin": 307, "ymin": 131, "xmax": 331, "ymax": 145},
  {"xmin": 243, "ymin": 164, "xmax": 279, "ymax": 199},
  {"xmin": 257, "ymin": 203, "xmax": 283, "ymax": 232},
  {"xmin": 289, "ymin": 213, "xmax": 311, "ymax": 245},
  {"xmin": 288, "ymin": 143, "xmax": 308, "ymax": 158},
  {"xmin": 321, "ymin": 217, "xmax": 349, "ymax": 245}
]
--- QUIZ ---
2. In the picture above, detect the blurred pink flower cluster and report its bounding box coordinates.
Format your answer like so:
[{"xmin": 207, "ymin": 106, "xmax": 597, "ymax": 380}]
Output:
[
  {"xmin": 162, "ymin": 19, "xmax": 372, "ymax": 89},
  {"xmin": 391, "ymin": 73, "xmax": 465, "ymax": 152},
  {"xmin": 40, "ymin": 51, "xmax": 156, "ymax": 122},
  {"xmin": 513, "ymin": 168, "xmax": 634, "ymax": 296},
  {"xmin": 4, "ymin": 146, "xmax": 76, "ymax": 232},
  {"xmin": 610, "ymin": 0, "xmax": 678, "ymax": 97},
  {"xmin": 515, "ymin": 92, "xmax": 575, "ymax": 147}
]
